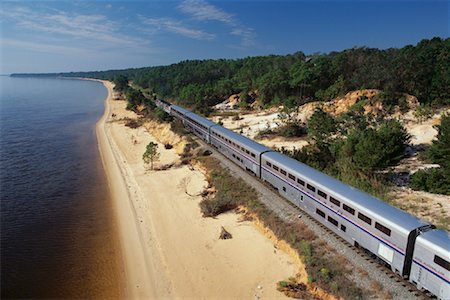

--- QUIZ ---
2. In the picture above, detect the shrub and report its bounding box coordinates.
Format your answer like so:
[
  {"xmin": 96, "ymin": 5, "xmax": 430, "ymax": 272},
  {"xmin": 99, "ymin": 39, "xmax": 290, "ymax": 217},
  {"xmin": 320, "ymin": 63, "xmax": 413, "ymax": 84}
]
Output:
[
  {"xmin": 308, "ymin": 107, "xmax": 337, "ymax": 141},
  {"xmin": 155, "ymin": 107, "xmax": 172, "ymax": 122},
  {"xmin": 410, "ymin": 168, "xmax": 450, "ymax": 195},
  {"xmin": 278, "ymin": 123, "xmax": 307, "ymax": 137}
]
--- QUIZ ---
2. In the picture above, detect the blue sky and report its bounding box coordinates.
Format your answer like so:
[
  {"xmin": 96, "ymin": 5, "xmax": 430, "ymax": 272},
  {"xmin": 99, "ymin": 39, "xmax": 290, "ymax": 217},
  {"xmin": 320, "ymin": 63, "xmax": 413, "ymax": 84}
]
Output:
[{"xmin": 0, "ymin": 0, "xmax": 448, "ymax": 74}]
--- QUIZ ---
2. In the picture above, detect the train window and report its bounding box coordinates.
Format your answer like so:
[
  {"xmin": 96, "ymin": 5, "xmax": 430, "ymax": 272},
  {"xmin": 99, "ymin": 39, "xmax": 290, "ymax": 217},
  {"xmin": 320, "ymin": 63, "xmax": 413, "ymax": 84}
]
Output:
[
  {"xmin": 434, "ymin": 255, "xmax": 450, "ymax": 271},
  {"xmin": 358, "ymin": 212, "xmax": 372, "ymax": 225},
  {"xmin": 273, "ymin": 165, "xmax": 279, "ymax": 171},
  {"xmin": 300, "ymin": 195, "xmax": 304, "ymax": 202},
  {"xmin": 251, "ymin": 153, "xmax": 256, "ymax": 158},
  {"xmin": 288, "ymin": 174, "xmax": 295, "ymax": 180},
  {"xmin": 297, "ymin": 178, "xmax": 305, "ymax": 186},
  {"xmin": 306, "ymin": 184, "xmax": 316, "ymax": 193},
  {"xmin": 316, "ymin": 208, "xmax": 325, "ymax": 218},
  {"xmin": 280, "ymin": 169, "xmax": 287, "ymax": 176},
  {"xmin": 266, "ymin": 161, "xmax": 272, "ymax": 167},
  {"xmin": 232, "ymin": 154, "xmax": 236, "ymax": 158},
  {"xmin": 318, "ymin": 190, "xmax": 327, "ymax": 199},
  {"xmin": 282, "ymin": 187, "xmax": 286, "ymax": 192},
  {"xmin": 246, "ymin": 150, "xmax": 250, "ymax": 154},
  {"xmin": 340, "ymin": 225, "xmax": 346, "ymax": 232},
  {"xmin": 330, "ymin": 196, "xmax": 340, "ymax": 207},
  {"xmin": 343, "ymin": 204, "xmax": 355, "ymax": 215},
  {"xmin": 375, "ymin": 222, "xmax": 391, "ymax": 236},
  {"xmin": 328, "ymin": 216, "xmax": 338, "ymax": 227}
]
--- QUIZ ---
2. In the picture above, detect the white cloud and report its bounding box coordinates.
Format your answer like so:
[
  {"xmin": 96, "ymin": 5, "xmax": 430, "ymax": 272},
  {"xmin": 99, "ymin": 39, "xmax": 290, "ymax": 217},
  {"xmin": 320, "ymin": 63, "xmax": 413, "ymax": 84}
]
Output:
[
  {"xmin": 1, "ymin": 38, "xmax": 91, "ymax": 55},
  {"xmin": 140, "ymin": 17, "xmax": 215, "ymax": 40},
  {"xmin": 177, "ymin": 0, "xmax": 234, "ymax": 24},
  {"xmin": 0, "ymin": 6, "xmax": 150, "ymax": 49},
  {"xmin": 177, "ymin": 0, "xmax": 256, "ymax": 47}
]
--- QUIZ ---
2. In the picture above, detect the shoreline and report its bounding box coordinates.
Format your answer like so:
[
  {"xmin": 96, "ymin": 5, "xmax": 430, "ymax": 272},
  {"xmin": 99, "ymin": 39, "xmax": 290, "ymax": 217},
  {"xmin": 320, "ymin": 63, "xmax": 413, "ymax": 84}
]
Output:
[
  {"xmin": 95, "ymin": 79, "xmax": 298, "ymax": 299},
  {"xmin": 95, "ymin": 80, "xmax": 167, "ymax": 298}
]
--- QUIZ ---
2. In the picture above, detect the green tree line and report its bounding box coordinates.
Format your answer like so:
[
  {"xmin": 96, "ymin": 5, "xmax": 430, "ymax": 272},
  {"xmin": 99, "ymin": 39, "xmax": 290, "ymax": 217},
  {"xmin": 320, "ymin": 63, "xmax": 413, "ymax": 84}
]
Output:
[{"xmin": 56, "ymin": 37, "xmax": 449, "ymax": 111}]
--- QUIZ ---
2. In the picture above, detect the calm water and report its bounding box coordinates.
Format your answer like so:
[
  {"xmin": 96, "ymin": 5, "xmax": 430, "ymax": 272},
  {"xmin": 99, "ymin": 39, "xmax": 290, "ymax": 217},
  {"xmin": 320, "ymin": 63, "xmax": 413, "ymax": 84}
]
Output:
[{"xmin": 0, "ymin": 77, "xmax": 122, "ymax": 298}]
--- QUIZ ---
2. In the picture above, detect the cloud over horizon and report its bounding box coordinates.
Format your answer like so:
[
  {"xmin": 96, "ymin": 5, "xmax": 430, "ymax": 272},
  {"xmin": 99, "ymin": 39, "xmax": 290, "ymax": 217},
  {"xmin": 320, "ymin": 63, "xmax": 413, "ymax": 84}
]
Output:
[
  {"xmin": 177, "ymin": 0, "xmax": 256, "ymax": 47},
  {"xmin": 140, "ymin": 16, "xmax": 216, "ymax": 40}
]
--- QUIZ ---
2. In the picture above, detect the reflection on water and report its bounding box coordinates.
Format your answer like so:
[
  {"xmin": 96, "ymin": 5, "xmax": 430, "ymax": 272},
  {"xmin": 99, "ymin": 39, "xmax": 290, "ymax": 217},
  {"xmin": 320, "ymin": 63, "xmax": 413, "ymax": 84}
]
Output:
[{"xmin": 0, "ymin": 77, "xmax": 123, "ymax": 299}]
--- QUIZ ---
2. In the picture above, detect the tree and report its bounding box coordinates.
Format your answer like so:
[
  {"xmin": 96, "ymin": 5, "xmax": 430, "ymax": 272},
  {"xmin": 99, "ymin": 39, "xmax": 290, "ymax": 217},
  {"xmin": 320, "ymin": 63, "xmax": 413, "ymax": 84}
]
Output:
[
  {"xmin": 428, "ymin": 113, "xmax": 450, "ymax": 170},
  {"xmin": 351, "ymin": 120, "xmax": 410, "ymax": 171},
  {"xmin": 143, "ymin": 142, "xmax": 160, "ymax": 170},
  {"xmin": 410, "ymin": 114, "xmax": 450, "ymax": 195},
  {"xmin": 113, "ymin": 75, "xmax": 129, "ymax": 92},
  {"xmin": 307, "ymin": 107, "xmax": 337, "ymax": 142}
]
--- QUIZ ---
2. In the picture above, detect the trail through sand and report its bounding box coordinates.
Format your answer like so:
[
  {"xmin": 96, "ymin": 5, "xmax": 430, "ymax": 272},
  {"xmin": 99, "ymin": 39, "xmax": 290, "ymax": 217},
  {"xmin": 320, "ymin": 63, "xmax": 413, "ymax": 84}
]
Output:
[{"xmin": 97, "ymin": 81, "xmax": 296, "ymax": 299}]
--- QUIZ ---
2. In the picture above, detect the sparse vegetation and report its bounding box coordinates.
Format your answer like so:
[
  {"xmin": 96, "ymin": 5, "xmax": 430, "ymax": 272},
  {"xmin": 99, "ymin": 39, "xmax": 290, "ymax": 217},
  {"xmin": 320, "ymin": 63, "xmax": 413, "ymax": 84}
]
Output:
[
  {"xmin": 413, "ymin": 104, "xmax": 433, "ymax": 123},
  {"xmin": 124, "ymin": 118, "xmax": 142, "ymax": 129}
]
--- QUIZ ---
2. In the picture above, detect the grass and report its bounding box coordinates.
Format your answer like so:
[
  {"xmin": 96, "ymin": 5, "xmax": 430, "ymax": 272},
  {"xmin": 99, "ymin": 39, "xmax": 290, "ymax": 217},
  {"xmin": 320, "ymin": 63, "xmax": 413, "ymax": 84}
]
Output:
[
  {"xmin": 209, "ymin": 111, "xmax": 240, "ymax": 118},
  {"xmin": 198, "ymin": 156, "xmax": 367, "ymax": 299}
]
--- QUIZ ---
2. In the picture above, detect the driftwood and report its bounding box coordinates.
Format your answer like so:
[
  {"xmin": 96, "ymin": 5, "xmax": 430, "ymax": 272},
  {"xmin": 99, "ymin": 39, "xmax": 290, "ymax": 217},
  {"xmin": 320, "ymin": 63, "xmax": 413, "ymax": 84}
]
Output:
[{"xmin": 219, "ymin": 226, "xmax": 232, "ymax": 240}]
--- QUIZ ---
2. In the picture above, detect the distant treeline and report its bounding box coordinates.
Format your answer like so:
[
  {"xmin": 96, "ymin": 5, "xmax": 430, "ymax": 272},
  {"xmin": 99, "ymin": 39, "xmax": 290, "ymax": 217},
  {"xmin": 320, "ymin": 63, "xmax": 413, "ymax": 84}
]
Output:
[{"xmin": 15, "ymin": 37, "xmax": 449, "ymax": 111}]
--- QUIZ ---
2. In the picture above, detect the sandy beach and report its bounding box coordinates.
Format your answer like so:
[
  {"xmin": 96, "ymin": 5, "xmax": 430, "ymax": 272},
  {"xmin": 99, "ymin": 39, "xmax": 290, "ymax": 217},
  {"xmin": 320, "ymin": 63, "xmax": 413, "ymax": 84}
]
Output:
[{"xmin": 96, "ymin": 80, "xmax": 297, "ymax": 299}]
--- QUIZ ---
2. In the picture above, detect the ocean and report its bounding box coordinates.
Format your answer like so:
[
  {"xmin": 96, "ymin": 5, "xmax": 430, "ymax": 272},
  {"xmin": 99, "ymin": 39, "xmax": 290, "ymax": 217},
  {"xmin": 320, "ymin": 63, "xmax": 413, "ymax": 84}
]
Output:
[{"xmin": 0, "ymin": 77, "xmax": 122, "ymax": 298}]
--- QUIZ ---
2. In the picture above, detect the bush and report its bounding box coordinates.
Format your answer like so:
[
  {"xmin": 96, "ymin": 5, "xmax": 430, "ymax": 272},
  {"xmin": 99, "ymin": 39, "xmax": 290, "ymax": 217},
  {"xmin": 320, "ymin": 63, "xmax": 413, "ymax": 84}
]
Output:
[
  {"xmin": 410, "ymin": 114, "xmax": 450, "ymax": 195},
  {"xmin": 410, "ymin": 168, "xmax": 450, "ymax": 195},
  {"xmin": 351, "ymin": 120, "xmax": 410, "ymax": 171},
  {"xmin": 155, "ymin": 107, "xmax": 172, "ymax": 122},
  {"xmin": 308, "ymin": 108, "xmax": 336, "ymax": 141},
  {"xmin": 278, "ymin": 123, "xmax": 307, "ymax": 137}
]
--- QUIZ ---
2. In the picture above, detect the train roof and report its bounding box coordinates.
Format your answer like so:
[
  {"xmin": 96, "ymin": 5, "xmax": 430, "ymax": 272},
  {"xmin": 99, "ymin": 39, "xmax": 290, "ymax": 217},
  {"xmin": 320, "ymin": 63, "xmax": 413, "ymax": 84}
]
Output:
[
  {"xmin": 263, "ymin": 151, "xmax": 429, "ymax": 233},
  {"xmin": 185, "ymin": 111, "xmax": 218, "ymax": 128},
  {"xmin": 171, "ymin": 104, "xmax": 190, "ymax": 115},
  {"xmin": 416, "ymin": 229, "xmax": 450, "ymax": 254},
  {"xmin": 211, "ymin": 125, "xmax": 272, "ymax": 154}
]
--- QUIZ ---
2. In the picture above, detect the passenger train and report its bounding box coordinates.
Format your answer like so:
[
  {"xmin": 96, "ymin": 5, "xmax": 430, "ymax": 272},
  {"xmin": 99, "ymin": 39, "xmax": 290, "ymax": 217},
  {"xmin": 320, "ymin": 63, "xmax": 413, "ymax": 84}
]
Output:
[{"xmin": 155, "ymin": 99, "xmax": 450, "ymax": 300}]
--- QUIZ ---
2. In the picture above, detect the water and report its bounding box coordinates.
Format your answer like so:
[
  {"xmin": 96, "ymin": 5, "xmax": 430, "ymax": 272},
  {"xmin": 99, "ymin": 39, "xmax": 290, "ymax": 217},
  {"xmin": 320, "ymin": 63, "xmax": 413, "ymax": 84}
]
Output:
[{"xmin": 0, "ymin": 77, "xmax": 123, "ymax": 298}]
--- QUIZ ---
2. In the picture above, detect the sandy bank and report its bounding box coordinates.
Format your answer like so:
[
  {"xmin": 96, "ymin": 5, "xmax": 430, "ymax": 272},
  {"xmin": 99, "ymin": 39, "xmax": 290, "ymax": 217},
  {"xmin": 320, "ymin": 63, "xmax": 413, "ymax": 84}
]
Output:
[{"xmin": 96, "ymin": 80, "xmax": 298, "ymax": 298}]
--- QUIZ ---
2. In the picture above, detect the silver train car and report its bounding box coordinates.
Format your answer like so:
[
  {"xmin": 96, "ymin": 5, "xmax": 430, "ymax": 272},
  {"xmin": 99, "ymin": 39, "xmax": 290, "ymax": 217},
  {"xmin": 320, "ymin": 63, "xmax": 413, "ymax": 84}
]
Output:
[
  {"xmin": 410, "ymin": 230, "xmax": 450, "ymax": 300},
  {"xmin": 261, "ymin": 151, "xmax": 434, "ymax": 276},
  {"xmin": 210, "ymin": 125, "xmax": 271, "ymax": 177},
  {"xmin": 159, "ymin": 101, "xmax": 450, "ymax": 300}
]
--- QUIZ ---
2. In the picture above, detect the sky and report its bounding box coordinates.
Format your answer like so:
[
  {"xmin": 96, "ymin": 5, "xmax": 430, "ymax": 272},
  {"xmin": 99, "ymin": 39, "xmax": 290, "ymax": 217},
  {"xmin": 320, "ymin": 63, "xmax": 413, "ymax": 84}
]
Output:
[{"xmin": 0, "ymin": 0, "xmax": 448, "ymax": 74}]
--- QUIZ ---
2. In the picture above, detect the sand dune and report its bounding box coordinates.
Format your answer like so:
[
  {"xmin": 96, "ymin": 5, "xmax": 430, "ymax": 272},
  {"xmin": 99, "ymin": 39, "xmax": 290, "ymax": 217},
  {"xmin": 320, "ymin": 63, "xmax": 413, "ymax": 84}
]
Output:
[{"xmin": 96, "ymin": 80, "xmax": 296, "ymax": 299}]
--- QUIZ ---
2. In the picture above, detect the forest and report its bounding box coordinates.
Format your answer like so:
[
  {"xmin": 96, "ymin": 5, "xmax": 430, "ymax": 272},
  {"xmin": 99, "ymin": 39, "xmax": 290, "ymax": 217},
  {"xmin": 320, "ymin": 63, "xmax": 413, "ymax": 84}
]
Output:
[{"xmin": 40, "ymin": 37, "xmax": 450, "ymax": 113}]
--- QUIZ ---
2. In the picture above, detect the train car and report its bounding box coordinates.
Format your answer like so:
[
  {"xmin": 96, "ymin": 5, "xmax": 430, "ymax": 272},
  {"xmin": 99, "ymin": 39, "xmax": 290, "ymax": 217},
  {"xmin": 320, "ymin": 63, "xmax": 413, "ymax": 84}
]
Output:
[
  {"xmin": 210, "ymin": 125, "xmax": 271, "ymax": 177},
  {"xmin": 410, "ymin": 229, "xmax": 450, "ymax": 300},
  {"xmin": 182, "ymin": 112, "xmax": 217, "ymax": 143},
  {"xmin": 170, "ymin": 104, "xmax": 191, "ymax": 123},
  {"xmin": 163, "ymin": 102, "xmax": 449, "ymax": 299},
  {"xmin": 260, "ymin": 151, "xmax": 432, "ymax": 275}
]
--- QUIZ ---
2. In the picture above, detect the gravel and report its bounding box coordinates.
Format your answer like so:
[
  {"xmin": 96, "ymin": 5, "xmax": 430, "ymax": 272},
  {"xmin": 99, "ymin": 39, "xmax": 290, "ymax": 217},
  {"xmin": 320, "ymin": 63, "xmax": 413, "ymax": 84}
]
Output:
[{"xmin": 198, "ymin": 140, "xmax": 429, "ymax": 300}]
